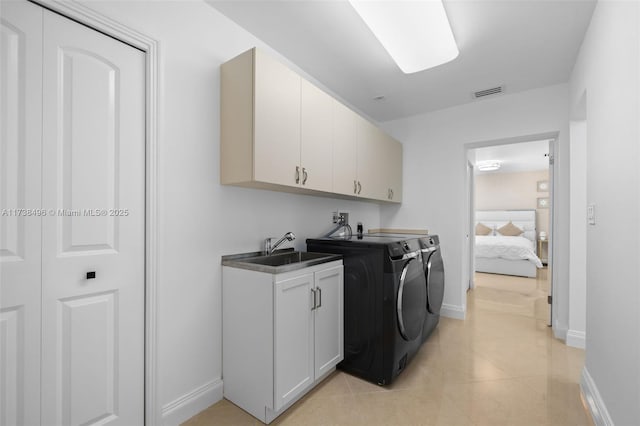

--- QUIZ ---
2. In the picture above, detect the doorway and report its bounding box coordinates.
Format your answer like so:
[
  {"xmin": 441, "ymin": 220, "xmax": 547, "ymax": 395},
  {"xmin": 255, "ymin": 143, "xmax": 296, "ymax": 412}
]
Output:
[{"xmin": 465, "ymin": 136, "xmax": 556, "ymax": 326}]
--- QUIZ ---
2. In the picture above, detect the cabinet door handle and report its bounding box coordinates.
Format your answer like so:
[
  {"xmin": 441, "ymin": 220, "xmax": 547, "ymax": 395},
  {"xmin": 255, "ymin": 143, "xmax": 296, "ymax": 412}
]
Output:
[
  {"xmin": 388, "ymin": 189, "xmax": 391, "ymax": 199},
  {"xmin": 302, "ymin": 168, "xmax": 308, "ymax": 185},
  {"xmin": 357, "ymin": 181, "xmax": 362, "ymax": 194},
  {"xmin": 353, "ymin": 180, "xmax": 357, "ymax": 194},
  {"xmin": 390, "ymin": 189, "xmax": 394, "ymax": 199},
  {"xmin": 311, "ymin": 288, "xmax": 317, "ymax": 310},
  {"xmin": 295, "ymin": 166, "xmax": 300, "ymax": 184},
  {"xmin": 317, "ymin": 287, "xmax": 322, "ymax": 308}
]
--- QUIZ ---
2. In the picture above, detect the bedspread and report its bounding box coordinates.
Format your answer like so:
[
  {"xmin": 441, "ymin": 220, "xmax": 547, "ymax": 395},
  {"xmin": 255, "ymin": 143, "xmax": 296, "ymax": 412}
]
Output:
[{"xmin": 475, "ymin": 235, "xmax": 543, "ymax": 268}]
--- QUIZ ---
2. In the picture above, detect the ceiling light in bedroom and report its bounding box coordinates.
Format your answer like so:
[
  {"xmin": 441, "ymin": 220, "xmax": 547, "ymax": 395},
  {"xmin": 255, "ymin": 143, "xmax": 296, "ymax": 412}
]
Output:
[
  {"xmin": 349, "ymin": 0, "xmax": 459, "ymax": 74},
  {"xmin": 477, "ymin": 161, "xmax": 501, "ymax": 172}
]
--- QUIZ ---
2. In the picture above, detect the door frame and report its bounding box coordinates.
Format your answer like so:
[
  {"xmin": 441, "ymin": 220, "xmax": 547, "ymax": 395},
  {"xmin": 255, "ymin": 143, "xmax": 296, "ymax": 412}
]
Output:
[
  {"xmin": 32, "ymin": 0, "xmax": 160, "ymax": 423},
  {"xmin": 463, "ymin": 131, "xmax": 559, "ymax": 330},
  {"xmin": 465, "ymin": 160, "xmax": 475, "ymax": 291}
]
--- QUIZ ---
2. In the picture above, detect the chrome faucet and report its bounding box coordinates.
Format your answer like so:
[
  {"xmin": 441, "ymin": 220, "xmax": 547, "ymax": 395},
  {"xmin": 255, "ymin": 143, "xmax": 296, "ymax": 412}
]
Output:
[{"xmin": 264, "ymin": 232, "xmax": 296, "ymax": 255}]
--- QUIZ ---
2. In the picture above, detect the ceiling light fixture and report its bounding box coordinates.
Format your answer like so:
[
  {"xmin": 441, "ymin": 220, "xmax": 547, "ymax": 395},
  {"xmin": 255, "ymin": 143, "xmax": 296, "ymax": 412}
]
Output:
[
  {"xmin": 349, "ymin": 0, "xmax": 459, "ymax": 74},
  {"xmin": 477, "ymin": 161, "xmax": 501, "ymax": 172}
]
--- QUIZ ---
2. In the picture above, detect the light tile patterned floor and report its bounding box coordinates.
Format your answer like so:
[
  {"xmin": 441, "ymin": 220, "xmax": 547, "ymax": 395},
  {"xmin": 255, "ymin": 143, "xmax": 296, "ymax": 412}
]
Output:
[{"xmin": 184, "ymin": 269, "xmax": 592, "ymax": 425}]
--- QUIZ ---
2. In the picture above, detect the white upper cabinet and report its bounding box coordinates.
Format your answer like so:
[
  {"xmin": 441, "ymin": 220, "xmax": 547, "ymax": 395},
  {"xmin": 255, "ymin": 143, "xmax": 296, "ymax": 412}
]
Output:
[
  {"xmin": 300, "ymin": 79, "xmax": 333, "ymax": 192},
  {"xmin": 332, "ymin": 101, "xmax": 358, "ymax": 196},
  {"xmin": 253, "ymin": 49, "xmax": 301, "ymax": 187},
  {"xmin": 382, "ymin": 133, "xmax": 403, "ymax": 202},
  {"xmin": 220, "ymin": 47, "xmax": 402, "ymax": 203},
  {"xmin": 356, "ymin": 116, "xmax": 386, "ymax": 200},
  {"xmin": 333, "ymin": 105, "xmax": 403, "ymax": 202}
]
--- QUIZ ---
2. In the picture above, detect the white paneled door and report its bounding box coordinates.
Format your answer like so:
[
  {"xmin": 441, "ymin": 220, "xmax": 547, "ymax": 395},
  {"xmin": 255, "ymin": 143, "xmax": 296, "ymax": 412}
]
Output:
[
  {"xmin": 0, "ymin": 2, "xmax": 145, "ymax": 425},
  {"xmin": 274, "ymin": 274, "xmax": 315, "ymax": 411},
  {"xmin": 313, "ymin": 266, "xmax": 343, "ymax": 379},
  {"xmin": 0, "ymin": 1, "xmax": 43, "ymax": 424}
]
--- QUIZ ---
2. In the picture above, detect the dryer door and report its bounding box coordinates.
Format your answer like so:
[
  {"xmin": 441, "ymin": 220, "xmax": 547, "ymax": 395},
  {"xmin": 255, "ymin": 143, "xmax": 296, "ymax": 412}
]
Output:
[
  {"xmin": 396, "ymin": 257, "xmax": 427, "ymax": 341},
  {"xmin": 425, "ymin": 250, "xmax": 445, "ymax": 315}
]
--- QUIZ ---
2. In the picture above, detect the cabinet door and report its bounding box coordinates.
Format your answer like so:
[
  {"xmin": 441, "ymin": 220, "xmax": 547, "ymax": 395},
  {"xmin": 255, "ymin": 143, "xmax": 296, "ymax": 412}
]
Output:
[
  {"xmin": 356, "ymin": 117, "xmax": 387, "ymax": 200},
  {"xmin": 301, "ymin": 79, "xmax": 333, "ymax": 192},
  {"xmin": 313, "ymin": 266, "xmax": 344, "ymax": 378},
  {"xmin": 0, "ymin": 2, "xmax": 43, "ymax": 424},
  {"xmin": 383, "ymin": 135, "xmax": 403, "ymax": 203},
  {"xmin": 274, "ymin": 273, "xmax": 315, "ymax": 411},
  {"xmin": 332, "ymin": 101, "xmax": 358, "ymax": 196},
  {"xmin": 253, "ymin": 49, "xmax": 301, "ymax": 187}
]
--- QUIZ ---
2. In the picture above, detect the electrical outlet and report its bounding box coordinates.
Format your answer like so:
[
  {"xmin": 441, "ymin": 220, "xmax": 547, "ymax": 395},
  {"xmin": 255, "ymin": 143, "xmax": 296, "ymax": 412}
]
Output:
[
  {"xmin": 332, "ymin": 211, "xmax": 349, "ymax": 225},
  {"xmin": 587, "ymin": 204, "xmax": 596, "ymax": 225},
  {"xmin": 340, "ymin": 212, "xmax": 349, "ymax": 225}
]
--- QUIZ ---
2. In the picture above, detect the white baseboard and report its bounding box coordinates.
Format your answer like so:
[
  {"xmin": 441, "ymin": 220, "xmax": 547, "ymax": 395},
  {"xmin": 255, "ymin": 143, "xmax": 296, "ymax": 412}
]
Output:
[
  {"xmin": 440, "ymin": 303, "xmax": 466, "ymax": 320},
  {"xmin": 566, "ymin": 329, "xmax": 586, "ymax": 349},
  {"xmin": 580, "ymin": 367, "xmax": 613, "ymax": 426},
  {"xmin": 161, "ymin": 378, "xmax": 223, "ymax": 425}
]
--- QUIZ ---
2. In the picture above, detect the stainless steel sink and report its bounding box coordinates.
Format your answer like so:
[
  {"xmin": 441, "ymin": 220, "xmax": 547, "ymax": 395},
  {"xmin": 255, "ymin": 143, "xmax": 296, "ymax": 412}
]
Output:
[
  {"xmin": 243, "ymin": 251, "xmax": 330, "ymax": 266},
  {"xmin": 221, "ymin": 250, "xmax": 341, "ymax": 274}
]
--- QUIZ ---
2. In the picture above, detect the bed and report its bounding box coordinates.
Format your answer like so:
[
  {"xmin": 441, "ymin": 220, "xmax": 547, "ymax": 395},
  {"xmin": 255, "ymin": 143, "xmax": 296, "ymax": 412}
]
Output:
[{"xmin": 474, "ymin": 210, "xmax": 543, "ymax": 278}]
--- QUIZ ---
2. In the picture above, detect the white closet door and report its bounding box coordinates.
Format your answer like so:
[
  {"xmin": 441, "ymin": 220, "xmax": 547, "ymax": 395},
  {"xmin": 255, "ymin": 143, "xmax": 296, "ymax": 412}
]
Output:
[
  {"xmin": 0, "ymin": 2, "xmax": 43, "ymax": 425},
  {"xmin": 40, "ymin": 10, "xmax": 145, "ymax": 426}
]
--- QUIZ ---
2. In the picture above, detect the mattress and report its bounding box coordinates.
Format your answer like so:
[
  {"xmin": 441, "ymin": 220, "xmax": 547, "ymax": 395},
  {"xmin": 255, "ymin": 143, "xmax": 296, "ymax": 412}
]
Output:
[{"xmin": 475, "ymin": 235, "xmax": 543, "ymax": 268}]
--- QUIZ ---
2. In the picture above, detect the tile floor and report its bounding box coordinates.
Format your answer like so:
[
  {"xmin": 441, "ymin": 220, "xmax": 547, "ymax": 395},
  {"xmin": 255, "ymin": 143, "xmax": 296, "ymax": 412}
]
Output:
[{"xmin": 184, "ymin": 269, "xmax": 592, "ymax": 425}]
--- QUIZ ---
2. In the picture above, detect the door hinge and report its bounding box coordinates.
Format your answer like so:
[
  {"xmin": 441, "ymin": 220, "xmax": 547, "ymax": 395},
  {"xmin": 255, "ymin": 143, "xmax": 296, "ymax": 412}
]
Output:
[{"xmin": 548, "ymin": 295, "xmax": 552, "ymax": 305}]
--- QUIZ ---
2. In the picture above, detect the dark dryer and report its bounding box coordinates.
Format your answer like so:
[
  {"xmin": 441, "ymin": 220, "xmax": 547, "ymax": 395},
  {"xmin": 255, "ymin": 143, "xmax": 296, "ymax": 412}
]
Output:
[
  {"xmin": 306, "ymin": 234, "xmax": 444, "ymax": 385},
  {"xmin": 419, "ymin": 235, "xmax": 444, "ymax": 342}
]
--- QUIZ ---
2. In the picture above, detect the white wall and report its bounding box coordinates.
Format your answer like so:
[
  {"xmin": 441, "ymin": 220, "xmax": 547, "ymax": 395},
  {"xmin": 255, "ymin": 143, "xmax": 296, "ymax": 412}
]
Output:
[
  {"xmin": 568, "ymin": 119, "xmax": 587, "ymax": 349},
  {"xmin": 569, "ymin": 1, "xmax": 640, "ymax": 423},
  {"xmin": 77, "ymin": 1, "xmax": 381, "ymax": 423},
  {"xmin": 475, "ymin": 170, "xmax": 550, "ymax": 235},
  {"xmin": 381, "ymin": 84, "xmax": 570, "ymax": 328}
]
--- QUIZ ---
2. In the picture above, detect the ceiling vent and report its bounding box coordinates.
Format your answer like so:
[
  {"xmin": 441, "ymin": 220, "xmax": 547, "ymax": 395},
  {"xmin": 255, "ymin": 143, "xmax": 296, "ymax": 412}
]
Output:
[{"xmin": 473, "ymin": 86, "xmax": 504, "ymax": 99}]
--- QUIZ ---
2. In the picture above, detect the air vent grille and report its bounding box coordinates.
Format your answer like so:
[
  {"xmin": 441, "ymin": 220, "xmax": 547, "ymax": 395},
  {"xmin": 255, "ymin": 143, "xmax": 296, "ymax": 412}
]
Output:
[{"xmin": 473, "ymin": 86, "xmax": 504, "ymax": 99}]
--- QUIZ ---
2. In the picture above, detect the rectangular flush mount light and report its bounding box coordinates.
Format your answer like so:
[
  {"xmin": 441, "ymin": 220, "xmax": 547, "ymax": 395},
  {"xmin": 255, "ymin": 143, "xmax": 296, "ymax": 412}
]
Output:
[
  {"xmin": 477, "ymin": 161, "xmax": 501, "ymax": 172},
  {"xmin": 349, "ymin": 0, "xmax": 459, "ymax": 74}
]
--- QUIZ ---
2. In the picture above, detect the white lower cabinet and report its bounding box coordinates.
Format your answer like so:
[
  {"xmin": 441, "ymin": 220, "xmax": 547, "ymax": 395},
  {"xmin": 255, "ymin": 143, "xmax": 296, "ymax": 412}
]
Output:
[{"xmin": 222, "ymin": 261, "xmax": 344, "ymax": 424}]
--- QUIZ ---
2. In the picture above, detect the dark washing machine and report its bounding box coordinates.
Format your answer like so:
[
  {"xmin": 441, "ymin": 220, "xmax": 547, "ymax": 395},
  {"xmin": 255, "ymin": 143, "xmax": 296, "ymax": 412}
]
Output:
[
  {"xmin": 307, "ymin": 234, "xmax": 443, "ymax": 385},
  {"xmin": 418, "ymin": 235, "xmax": 445, "ymax": 343}
]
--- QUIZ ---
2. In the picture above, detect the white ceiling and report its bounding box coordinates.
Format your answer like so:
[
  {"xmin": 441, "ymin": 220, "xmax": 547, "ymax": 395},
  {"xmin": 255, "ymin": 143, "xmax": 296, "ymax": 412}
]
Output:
[
  {"xmin": 473, "ymin": 139, "xmax": 550, "ymax": 174},
  {"xmin": 207, "ymin": 0, "xmax": 596, "ymax": 122}
]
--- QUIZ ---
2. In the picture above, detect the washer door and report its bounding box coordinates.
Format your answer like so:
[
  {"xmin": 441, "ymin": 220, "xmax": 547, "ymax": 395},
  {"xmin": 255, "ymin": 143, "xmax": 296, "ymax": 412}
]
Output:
[
  {"xmin": 397, "ymin": 257, "xmax": 427, "ymax": 341},
  {"xmin": 425, "ymin": 250, "xmax": 445, "ymax": 315}
]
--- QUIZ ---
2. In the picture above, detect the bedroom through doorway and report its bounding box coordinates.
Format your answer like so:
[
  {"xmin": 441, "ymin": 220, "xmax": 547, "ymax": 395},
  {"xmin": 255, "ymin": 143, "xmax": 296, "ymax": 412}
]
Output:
[{"xmin": 467, "ymin": 139, "xmax": 553, "ymax": 325}]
